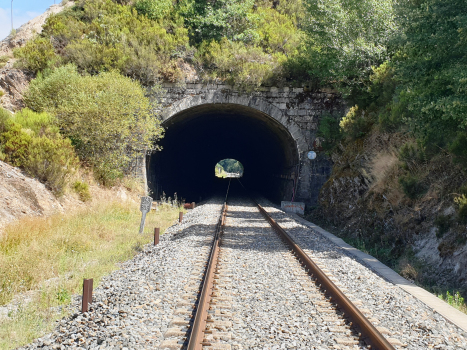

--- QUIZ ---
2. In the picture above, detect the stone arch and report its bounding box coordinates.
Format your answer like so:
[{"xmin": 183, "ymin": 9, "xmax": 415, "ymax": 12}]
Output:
[{"xmin": 160, "ymin": 89, "xmax": 308, "ymax": 156}]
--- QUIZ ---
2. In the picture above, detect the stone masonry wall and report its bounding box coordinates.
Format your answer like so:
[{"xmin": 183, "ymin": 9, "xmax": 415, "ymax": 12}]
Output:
[{"xmin": 152, "ymin": 82, "xmax": 346, "ymax": 205}]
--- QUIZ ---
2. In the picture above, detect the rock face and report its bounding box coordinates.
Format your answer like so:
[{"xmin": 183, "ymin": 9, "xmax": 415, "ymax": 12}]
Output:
[
  {"xmin": 0, "ymin": 160, "xmax": 64, "ymax": 232},
  {"xmin": 0, "ymin": 3, "xmax": 74, "ymax": 56},
  {"xmin": 0, "ymin": 2, "xmax": 74, "ymax": 112},
  {"xmin": 0, "ymin": 67, "xmax": 33, "ymax": 112},
  {"xmin": 313, "ymin": 129, "xmax": 467, "ymax": 292}
]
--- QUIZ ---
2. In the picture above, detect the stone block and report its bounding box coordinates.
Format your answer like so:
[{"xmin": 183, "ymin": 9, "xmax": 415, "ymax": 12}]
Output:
[{"xmin": 281, "ymin": 201, "xmax": 305, "ymax": 214}]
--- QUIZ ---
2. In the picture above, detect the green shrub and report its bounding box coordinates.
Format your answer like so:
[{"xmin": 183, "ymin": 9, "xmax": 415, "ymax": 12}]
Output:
[
  {"xmin": 398, "ymin": 175, "xmax": 427, "ymax": 200},
  {"xmin": 434, "ymin": 215, "xmax": 451, "ymax": 238},
  {"xmin": 183, "ymin": 0, "xmax": 256, "ymax": 43},
  {"xmin": 340, "ymin": 106, "xmax": 374, "ymax": 140},
  {"xmin": 317, "ymin": 115, "xmax": 342, "ymax": 153},
  {"xmin": 449, "ymin": 133, "xmax": 467, "ymax": 169},
  {"xmin": 135, "ymin": 0, "xmax": 172, "ymax": 20},
  {"xmin": 73, "ymin": 181, "xmax": 91, "ymax": 202},
  {"xmin": 0, "ymin": 55, "xmax": 9, "ymax": 69},
  {"xmin": 303, "ymin": 0, "xmax": 395, "ymax": 85},
  {"xmin": 195, "ymin": 38, "xmax": 281, "ymax": 88},
  {"xmin": 14, "ymin": 38, "xmax": 57, "ymax": 73},
  {"xmin": 13, "ymin": 108, "xmax": 56, "ymax": 135},
  {"xmin": 0, "ymin": 108, "xmax": 79, "ymax": 195},
  {"xmin": 0, "ymin": 122, "xmax": 32, "ymax": 167},
  {"xmin": 398, "ymin": 142, "xmax": 426, "ymax": 170},
  {"xmin": 25, "ymin": 64, "xmax": 163, "ymax": 186},
  {"xmin": 38, "ymin": 0, "xmax": 190, "ymax": 85},
  {"xmin": 0, "ymin": 108, "xmax": 12, "ymax": 132},
  {"xmin": 24, "ymin": 135, "xmax": 78, "ymax": 195},
  {"xmin": 455, "ymin": 195, "xmax": 467, "ymax": 223}
]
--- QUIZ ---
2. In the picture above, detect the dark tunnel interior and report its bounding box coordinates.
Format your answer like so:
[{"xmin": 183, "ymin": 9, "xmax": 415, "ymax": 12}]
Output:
[{"xmin": 147, "ymin": 104, "xmax": 299, "ymax": 203}]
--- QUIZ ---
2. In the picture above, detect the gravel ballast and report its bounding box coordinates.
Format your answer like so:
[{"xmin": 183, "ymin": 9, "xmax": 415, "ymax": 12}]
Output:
[
  {"xmin": 259, "ymin": 199, "xmax": 467, "ymax": 349},
  {"xmin": 18, "ymin": 196, "xmax": 467, "ymax": 349}
]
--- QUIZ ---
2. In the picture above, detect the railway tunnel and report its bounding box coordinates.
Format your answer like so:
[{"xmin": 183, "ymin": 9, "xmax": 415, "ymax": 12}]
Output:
[{"xmin": 147, "ymin": 103, "xmax": 300, "ymax": 203}]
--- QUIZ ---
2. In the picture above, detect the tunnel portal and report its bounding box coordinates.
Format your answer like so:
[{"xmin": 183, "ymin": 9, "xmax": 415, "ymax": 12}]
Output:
[{"xmin": 147, "ymin": 104, "xmax": 300, "ymax": 203}]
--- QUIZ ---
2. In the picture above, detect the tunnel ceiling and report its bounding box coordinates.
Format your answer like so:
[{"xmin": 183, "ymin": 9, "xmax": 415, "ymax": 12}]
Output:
[{"xmin": 148, "ymin": 103, "xmax": 299, "ymax": 202}]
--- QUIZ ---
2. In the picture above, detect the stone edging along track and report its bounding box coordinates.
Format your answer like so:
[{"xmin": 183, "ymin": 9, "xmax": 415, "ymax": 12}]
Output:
[{"xmin": 287, "ymin": 212, "xmax": 467, "ymax": 334}]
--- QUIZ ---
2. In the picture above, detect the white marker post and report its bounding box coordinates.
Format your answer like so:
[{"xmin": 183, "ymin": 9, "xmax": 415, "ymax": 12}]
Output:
[{"xmin": 139, "ymin": 196, "xmax": 153, "ymax": 234}]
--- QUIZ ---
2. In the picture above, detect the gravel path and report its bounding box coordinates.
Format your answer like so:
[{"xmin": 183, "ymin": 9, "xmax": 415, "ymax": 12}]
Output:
[{"xmin": 259, "ymin": 199, "xmax": 467, "ymax": 349}]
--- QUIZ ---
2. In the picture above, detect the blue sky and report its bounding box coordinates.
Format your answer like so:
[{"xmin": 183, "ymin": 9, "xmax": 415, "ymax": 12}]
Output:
[{"xmin": 0, "ymin": 0, "xmax": 57, "ymax": 40}]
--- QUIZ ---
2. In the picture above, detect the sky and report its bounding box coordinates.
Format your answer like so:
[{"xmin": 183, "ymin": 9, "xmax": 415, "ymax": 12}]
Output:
[{"xmin": 0, "ymin": 0, "xmax": 57, "ymax": 40}]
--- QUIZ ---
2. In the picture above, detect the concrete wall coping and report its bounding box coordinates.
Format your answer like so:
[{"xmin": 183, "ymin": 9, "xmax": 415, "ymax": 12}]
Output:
[{"xmin": 288, "ymin": 213, "xmax": 467, "ymax": 333}]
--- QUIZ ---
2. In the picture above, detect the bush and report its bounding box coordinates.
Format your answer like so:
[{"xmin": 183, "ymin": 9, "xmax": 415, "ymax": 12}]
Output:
[
  {"xmin": 317, "ymin": 115, "xmax": 342, "ymax": 153},
  {"xmin": 195, "ymin": 38, "xmax": 281, "ymax": 88},
  {"xmin": 303, "ymin": 0, "xmax": 395, "ymax": 85},
  {"xmin": 398, "ymin": 142, "xmax": 426, "ymax": 170},
  {"xmin": 339, "ymin": 106, "xmax": 373, "ymax": 140},
  {"xmin": 0, "ymin": 108, "xmax": 79, "ymax": 195},
  {"xmin": 73, "ymin": 181, "xmax": 91, "ymax": 202},
  {"xmin": 449, "ymin": 133, "xmax": 467, "ymax": 169},
  {"xmin": 0, "ymin": 55, "xmax": 9, "ymax": 69},
  {"xmin": 38, "ymin": 0, "xmax": 190, "ymax": 85},
  {"xmin": 13, "ymin": 108, "xmax": 56, "ymax": 135},
  {"xmin": 24, "ymin": 135, "xmax": 78, "ymax": 195},
  {"xmin": 398, "ymin": 175, "xmax": 427, "ymax": 200},
  {"xmin": 14, "ymin": 38, "xmax": 57, "ymax": 73},
  {"xmin": 25, "ymin": 64, "xmax": 163, "ymax": 185},
  {"xmin": 0, "ymin": 122, "xmax": 32, "ymax": 167},
  {"xmin": 135, "ymin": 0, "xmax": 172, "ymax": 20},
  {"xmin": 454, "ymin": 195, "xmax": 467, "ymax": 223},
  {"xmin": 434, "ymin": 215, "xmax": 451, "ymax": 238}
]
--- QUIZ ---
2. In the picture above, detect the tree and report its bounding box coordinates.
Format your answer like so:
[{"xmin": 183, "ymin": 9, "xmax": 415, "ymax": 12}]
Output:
[
  {"xmin": 303, "ymin": 0, "xmax": 396, "ymax": 87},
  {"xmin": 24, "ymin": 64, "xmax": 163, "ymax": 184},
  {"xmin": 182, "ymin": 0, "xmax": 256, "ymax": 43},
  {"xmin": 392, "ymin": 0, "xmax": 467, "ymax": 148}
]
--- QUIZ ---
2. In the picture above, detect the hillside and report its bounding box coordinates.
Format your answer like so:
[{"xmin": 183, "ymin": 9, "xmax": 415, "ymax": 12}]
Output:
[
  {"xmin": 0, "ymin": 2, "xmax": 73, "ymax": 112},
  {"xmin": 0, "ymin": 0, "xmax": 465, "ymax": 315},
  {"xmin": 0, "ymin": 160, "xmax": 69, "ymax": 232}
]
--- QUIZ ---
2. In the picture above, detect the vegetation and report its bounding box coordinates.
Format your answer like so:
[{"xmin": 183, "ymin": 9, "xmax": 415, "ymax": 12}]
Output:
[
  {"xmin": 0, "ymin": 108, "xmax": 79, "ymax": 195},
  {"xmin": 0, "ymin": 56, "xmax": 9, "ymax": 69},
  {"xmin": 215, "ymin": 158, "xmax": 244, "ymax": 178},
  {"xmin": 24, "ymin": 65, "xmax": 163, "ymax": 185},
  {"xmin": 0, "ymin": 195, "xmax": 181, "ymax": 349},
  {"xmin": 1, "ymin": 0, "xmax": 467, "ymax": 337},
  {"xmin": 303, "ymin": 0, "xmax": 395, "ymax": 87},
  {"xmin": 438, "ymin": 291, "xmax": 467, "ymax": 314}
]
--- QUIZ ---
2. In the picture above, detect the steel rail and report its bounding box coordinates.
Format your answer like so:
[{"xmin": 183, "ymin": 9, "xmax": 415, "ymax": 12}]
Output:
[
  {"xmin": 187, "ymin": 181, "xmax": 230, "ymax": 350},
  {"xmin": 255, "ymin": 202, "xmax": 395, "ymax": 350}
]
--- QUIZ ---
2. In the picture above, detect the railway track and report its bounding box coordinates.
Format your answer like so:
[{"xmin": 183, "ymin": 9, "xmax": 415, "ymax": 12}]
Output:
[
  {"xmin": 164, "ymin": 184, "xmax": 395, "ymax": 350},
  {"xmin": 19, "ymin": 191, "xmax": 467, "ymax": 349}
]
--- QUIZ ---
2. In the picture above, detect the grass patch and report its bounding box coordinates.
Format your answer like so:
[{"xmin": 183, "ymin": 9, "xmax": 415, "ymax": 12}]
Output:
[
  {"xmin": 437, "ymin": 290, "xmax": 467, "ymax": 314},
  {"xmin": 0, "ymin": 197, "xmax": 181, "ymax": 349},
  {"xmin": 0, "ymin": 56, "xmax": 9, "ymax": 69}
]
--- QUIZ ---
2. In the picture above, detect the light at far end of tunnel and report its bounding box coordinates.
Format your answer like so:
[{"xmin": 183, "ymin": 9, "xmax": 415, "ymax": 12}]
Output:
[
  {"xmin": 147, "ymin": 103, "xmax": 299, "ymax": 203},
  {"xmin": 215, "ymin": 159, "xmax": 244, "ymax": 178}
]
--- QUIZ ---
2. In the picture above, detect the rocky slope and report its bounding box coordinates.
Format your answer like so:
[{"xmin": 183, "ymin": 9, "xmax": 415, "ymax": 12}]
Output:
[
  {"xmin": 0, "ymin": 160, "xmax": 68, "ymax": 232},
  {"xmin": 309, "ymin": 128, "xmax": 467, "ymax": 294},
  {"xmin": 0, "ymin": 2, "xmax": 73, "ymax": 112}
]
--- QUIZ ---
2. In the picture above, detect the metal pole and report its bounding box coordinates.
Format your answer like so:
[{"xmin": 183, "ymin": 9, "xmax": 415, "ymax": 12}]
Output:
[
  {"xmin": 82, "ymin": 279, "xmax": 93, "ymax": 312},
  {"xmin": 154, "ymin": 227, "xmax": 160, "ymax": 245},
  {"xmin": 179, "ymin": 212, "xmax": 183, "ymax": 223},
  {"xmin": 192, "ymin": 202, "xmax": 196, "ymax": 209},
  {"xmin": 11, "ymin": 0, "xmax": 13, "ymax": 32}
]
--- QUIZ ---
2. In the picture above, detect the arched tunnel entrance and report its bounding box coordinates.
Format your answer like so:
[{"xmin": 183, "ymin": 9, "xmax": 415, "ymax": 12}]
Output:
[{"xmin": 147, "ymin": 103, "xmax": 300, "ymax": 203}]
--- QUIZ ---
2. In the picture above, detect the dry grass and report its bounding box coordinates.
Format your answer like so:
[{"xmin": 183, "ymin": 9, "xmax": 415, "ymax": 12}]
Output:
[{"xmin": 0, "ymin": 193, "xmax": 181, "ymax": 349}]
